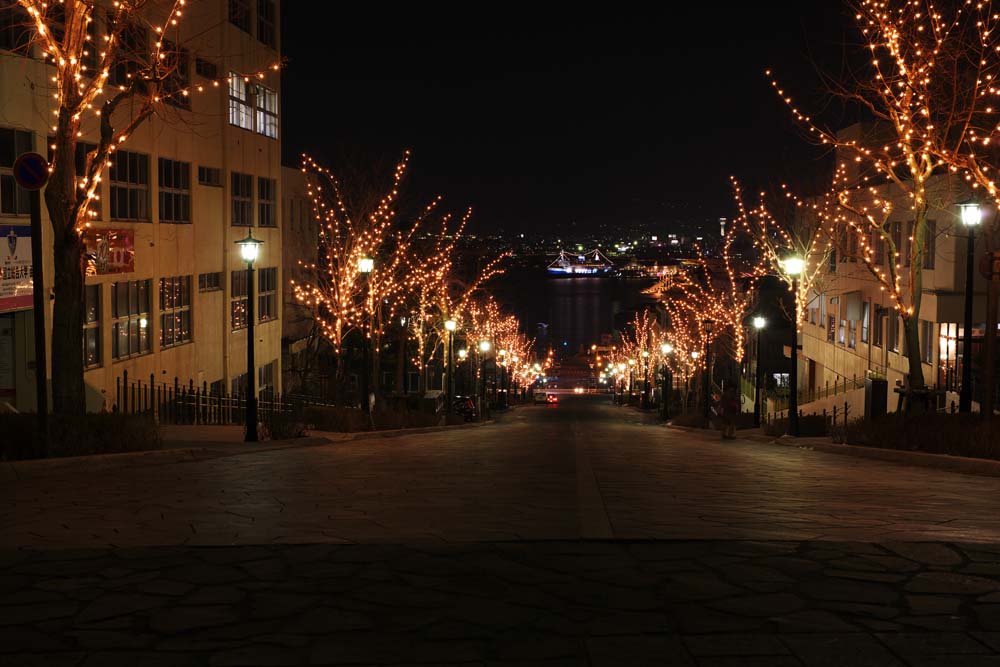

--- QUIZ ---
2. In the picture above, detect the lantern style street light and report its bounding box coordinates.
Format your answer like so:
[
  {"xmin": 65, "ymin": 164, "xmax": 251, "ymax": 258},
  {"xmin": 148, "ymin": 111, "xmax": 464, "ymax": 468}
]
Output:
[
  {"xmin": 477, "ymin": 340, "xmax": 491, "ymax": 417},
  {"xmin": 444, "ymin": 319, "xmax": 457, "ymax": 413},
  {"xmin": 236, "ymin": 233, "xmax": 262, "ymax": 442},
  {"xmin": 959, "ymin": 202, "xmax": 982, "ymax": 413},
  {"xmin": 702, "ymin": 319, "xmax": 715, "ymax": 425},
  {"xmin": 660, "ymin": 342, "xmax": 673, "ymax": 420},
  {"xmin": 641, "ymin": 349, "xmax": 651, "ymax": 409},
  {"xmin": 752, "ymin": 316, "xmax": 767, "ymax": 427},
  {"xmin": 782, "ymin": 255, "xmax": 804, "ymax": 436},
  {"xmin": 358, "ymin": 256, "xmax": 374, "ymax": 419}
]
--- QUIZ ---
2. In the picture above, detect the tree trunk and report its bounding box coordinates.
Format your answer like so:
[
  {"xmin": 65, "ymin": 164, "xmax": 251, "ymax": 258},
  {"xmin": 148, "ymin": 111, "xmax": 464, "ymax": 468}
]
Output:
[
  {"xmin": 48, "ymin": 222, "xmax": 86, "ymax": 416},
  {"xmin": 901, "ymin": 313, "xmax": 926, "ymax": 412}
]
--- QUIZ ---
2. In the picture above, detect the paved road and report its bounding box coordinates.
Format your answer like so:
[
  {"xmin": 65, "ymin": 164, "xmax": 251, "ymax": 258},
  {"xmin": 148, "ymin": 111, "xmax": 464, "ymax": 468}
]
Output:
[{"xmin": 4, "ymin": 395, "xmax": 1000, "ymax": 665}]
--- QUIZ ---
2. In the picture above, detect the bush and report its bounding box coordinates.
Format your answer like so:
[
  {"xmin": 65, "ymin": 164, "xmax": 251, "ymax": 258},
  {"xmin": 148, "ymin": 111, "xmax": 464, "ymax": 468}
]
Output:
[
  {"xmin": 0, "ymin": 413, "xmax": 161, "ymax": 461},
  {"xmin": 843, "ymin": 413, "xmax": 1000, "ymax": 460},
  {"xmin": 301, "ymin": 405, "xmax": 442, "ymax": 433},
  {"xmin": 266, "ymin": 412, "xmax": 307, "ymax": 440},
  {"xmin": 763, "ymin": 414, "xmax": 829, "ymax": 437}
]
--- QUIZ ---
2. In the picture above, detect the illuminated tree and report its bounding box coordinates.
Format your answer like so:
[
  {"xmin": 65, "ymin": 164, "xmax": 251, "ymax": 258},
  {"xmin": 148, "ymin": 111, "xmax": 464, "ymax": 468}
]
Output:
[
  {"xmin": 13, "ymin": 0, "xmax": 279, "ymax": 414},
  {"xmin": 767, "ymin": 0, "xmax": 1000, "ymax": 395}
]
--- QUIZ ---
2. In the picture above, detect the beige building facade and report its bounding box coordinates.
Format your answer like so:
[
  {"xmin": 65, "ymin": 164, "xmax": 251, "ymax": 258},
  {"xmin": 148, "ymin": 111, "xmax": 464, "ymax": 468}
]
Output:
[
  {"xmin": 0, "ymin": 0, "xmax": 284, "ymax": 411},
  {"xmin": 798, "ymin": 172, "xmax": 991, "ymax": 414}
]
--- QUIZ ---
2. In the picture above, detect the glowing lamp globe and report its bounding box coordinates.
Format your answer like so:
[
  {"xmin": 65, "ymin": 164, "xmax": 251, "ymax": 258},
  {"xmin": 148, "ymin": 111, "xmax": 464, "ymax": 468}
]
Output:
[
  {"xmin": 752, "ymin": 316, "xmax": 767, "ymax": 330},
  {"xmin": 960, "ymin": 202, "xmax": 982, "ymax": 227},
  {"xmin": 235, "ymin": 233, "xmax": 262, "ymax": 264},
  {"xmin": 479, "ymin": 340, "xmax": 491, "ymax": 353},
  {"xmin": 660, "ymin": 342, "xmax": 673, "ymax": 355},
  {"xmin": 444, "ymin": 319, "xmax": 457, "ymax": 332},
  {"xmin": 457, "ymin": 348, "xmax": 468, "ymax": 360},
  {"xmin": 782, "ymin": 255, "xmax": 805, "ymax": 276}
]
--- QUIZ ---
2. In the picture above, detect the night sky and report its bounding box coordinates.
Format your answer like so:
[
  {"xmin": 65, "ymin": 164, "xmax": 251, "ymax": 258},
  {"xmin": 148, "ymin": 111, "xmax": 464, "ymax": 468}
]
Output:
[{"xmin": 280, "ymin": 4, "xmax": 852, "ymax": 236}]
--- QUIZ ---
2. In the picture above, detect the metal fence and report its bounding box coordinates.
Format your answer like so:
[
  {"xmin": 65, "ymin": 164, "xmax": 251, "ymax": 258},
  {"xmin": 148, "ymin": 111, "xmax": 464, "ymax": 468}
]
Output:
[{"xmin": 114, "ymin": 371, "xmax": 332, "ymax": 427}]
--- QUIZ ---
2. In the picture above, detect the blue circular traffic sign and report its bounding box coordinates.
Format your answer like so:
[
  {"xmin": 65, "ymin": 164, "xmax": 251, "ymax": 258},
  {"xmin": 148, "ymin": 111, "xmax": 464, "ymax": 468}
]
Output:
[{"xmin": 13, "ymin": 152, "xmax": 50, "ymax": 191}]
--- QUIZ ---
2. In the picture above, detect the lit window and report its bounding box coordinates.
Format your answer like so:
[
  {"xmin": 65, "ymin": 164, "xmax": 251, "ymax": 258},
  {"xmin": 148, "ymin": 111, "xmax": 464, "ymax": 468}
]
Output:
[
  {"xmin": 258, "ymin": 267, "xmax": 277, "ymax": 322},
  {"xmin": 160, "ymin": 276, "xmax": 192, "ymax": 348},
  {"xmin": 228, "ymin": 73, "xmax": 253, "ymax": 130},
  {"xmin": 83, "ymin": 284, "xmax": 102, "ymax": 368},
  {"xmin": 112, "ymin": 279, "xmax": 151, "ymax": 359},
  {"xmin": 231, "ymin": 269, "xmax": 248, "ymax": 330}
]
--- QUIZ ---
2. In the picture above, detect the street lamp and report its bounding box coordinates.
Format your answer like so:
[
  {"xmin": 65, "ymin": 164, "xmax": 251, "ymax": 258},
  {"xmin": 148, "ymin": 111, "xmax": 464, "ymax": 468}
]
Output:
[
  {"xmin": 641, "ymin": 349, "xmax": 651, "ymax": 409},
  {"xmin": 478, "ymin": 339, "xmax": 491, "ymax": 417},
  {"xmin": 627, "ymin": 358, "xmax": 636, "ymax": 404},
  {"xmin": 959, "ymin": 202, "xmax": 982, "ymax": 413},
  {"xmin": 782, "ymin": 254, "xmax": 804, "ymax": 436},
  {"xmin": 752, "ymin": 316, "xmax": 767, "ymax": 427},
  {"xmin": 444, "ymin": 319, "xmax": 457, "ymax": 414},
  {"xmin": 660, "ymin": 342, "xmax": 673, "ymax": 420},
  {"xmin": 358, "ymin": 255, "xmax": 374, "ymax": 419},
  {"xmin": 702, "ymin": 318, "xmax": 715, "ymax": 425},
  {"xmin": 235, "ymin": 233, "xmax": 262, "ymax": 442}
]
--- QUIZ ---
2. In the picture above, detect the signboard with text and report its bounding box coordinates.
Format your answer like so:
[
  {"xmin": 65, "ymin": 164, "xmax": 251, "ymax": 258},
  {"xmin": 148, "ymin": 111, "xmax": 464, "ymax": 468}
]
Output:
[
  {"xmin": 83, "ymin": 229, "xmax": 135, "ymax": 275},
  {"xmin": 0, "ymin": 225, "xmax": 33, "ymax": 313}
]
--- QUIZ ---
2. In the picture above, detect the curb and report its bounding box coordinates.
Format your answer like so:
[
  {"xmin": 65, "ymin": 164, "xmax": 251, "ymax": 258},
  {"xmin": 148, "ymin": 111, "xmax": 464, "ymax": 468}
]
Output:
[
  {"xmin": 765, "ymin": 436, "xmax": 1000, "ymax": 478},
  {"xmin": 2, "ymin": 422, "xmax": 499, "ymax": 480}
]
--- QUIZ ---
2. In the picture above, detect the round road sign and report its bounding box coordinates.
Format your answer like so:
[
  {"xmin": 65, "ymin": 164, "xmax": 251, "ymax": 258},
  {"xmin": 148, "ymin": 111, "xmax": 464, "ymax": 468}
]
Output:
[{"xmin": 12, "ymin": 152, "xmax": 50, "ymax": 191}]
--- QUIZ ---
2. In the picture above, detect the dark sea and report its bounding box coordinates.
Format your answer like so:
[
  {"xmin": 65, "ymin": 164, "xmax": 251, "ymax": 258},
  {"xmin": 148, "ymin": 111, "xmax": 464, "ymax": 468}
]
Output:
[{"xmin": 489, "ymin": 268, "xmax": 657, "ymax": 357}]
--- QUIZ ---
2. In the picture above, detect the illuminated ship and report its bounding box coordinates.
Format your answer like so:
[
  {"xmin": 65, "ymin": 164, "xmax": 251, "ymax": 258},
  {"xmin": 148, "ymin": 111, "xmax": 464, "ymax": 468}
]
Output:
[{"xmin": 546, "ymin": 249, "xmax": 614, "ymax": 275}]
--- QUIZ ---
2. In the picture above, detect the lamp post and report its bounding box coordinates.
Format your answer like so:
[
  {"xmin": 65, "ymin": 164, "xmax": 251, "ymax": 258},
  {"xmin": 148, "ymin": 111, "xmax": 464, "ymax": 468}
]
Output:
[
  {"xmin": 959, "ymin": 202, "xmax": 982, "ymax": 413},
  {"xmin": 478, "ymin": 339, "xmax": 491, "ymax": 418},
  {"xmin": 641, "ymin": 349, "xmax": 651, "ymax": 409},
  {"xmin": 498, "ymin": 349, "xmax": 508, "ymax": 409},
  {"xmin": 782, "ymin": 255, "xmax": 805, "ymax": 436},
  {"xmin": 660, "ymin": 342, "xmax": 673, "ymax": 420},
  {"xmin": 358, "ymin": 256, "xmax": 374, "ymax": 419},
  {"xmin": 690, "ymin": 350, "xmax": 700, "ymax": 414},
  {"xmin": 616, "ymin": 362, "xmax": 626, "ymax": 404},
  {"xmin": 627, "ymin": 358, "xmax": 636, "ymax": 404},
  {"xmin": 236, "ymin": 233, "xmax": 262, "ymax": 442},
  {"xmin": 457, "ymin": 348, "xmax": 468, "ymax": 397},
  {"xmin": 702, "ymin": 319, "xmax": 715, "ymax": 425},
  {"xmin": 445, "ymin": 319, "xmax": 457, "ymax": 413},
  {"xmin": 752, "ymin": 316, "xmax": 766, "ymax": 427}
]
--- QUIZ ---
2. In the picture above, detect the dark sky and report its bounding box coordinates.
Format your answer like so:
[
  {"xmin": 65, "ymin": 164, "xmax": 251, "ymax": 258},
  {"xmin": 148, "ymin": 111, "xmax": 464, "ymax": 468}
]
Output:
[{"xmin": 280, "ymin": 4, "xmax": 852, "ymax": 236}]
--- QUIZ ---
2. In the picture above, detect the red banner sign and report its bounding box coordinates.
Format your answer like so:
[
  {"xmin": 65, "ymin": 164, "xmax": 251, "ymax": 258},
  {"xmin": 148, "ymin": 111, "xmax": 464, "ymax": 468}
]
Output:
[{"xmin": 83, "ymin": 229, "xmax": 134, "ymax": 275}]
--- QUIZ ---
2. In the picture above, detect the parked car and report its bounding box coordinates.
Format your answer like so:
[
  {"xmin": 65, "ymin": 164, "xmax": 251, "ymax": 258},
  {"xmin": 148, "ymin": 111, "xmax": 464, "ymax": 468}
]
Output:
[{"xmin": 533, "ymin": 391, "xmax": 548, "ymax": 404}]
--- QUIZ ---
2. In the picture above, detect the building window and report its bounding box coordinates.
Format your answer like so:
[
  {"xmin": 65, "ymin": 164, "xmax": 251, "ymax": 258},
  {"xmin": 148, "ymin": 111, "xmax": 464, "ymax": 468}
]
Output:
[
  {"xmin": 161, "ymin": 40, "xmax": 190, "ymax": 109},
  {"xmin": 111, "ymin": 279, "xmax": 151, "ymax": 360},
  {"xmin": 160, "ymin": 275, "xmax": 192, "ymax": 348},
  {"xmin": 228, "ymin": 72, "xmax": 278, "ymax": 138},
  {"xmin": 873, "ymin": 309, "xmax": 884, "ymax": 348},
  {"xmin": 109, "ymin": 150, "xmax": 149, "ymax": 221},
  {"xmin": 108, "ymin": 23, "xmax": 147, "ymax": 89},
  {"xmin": 887, "ymin": 314, "xmax": 900, "ymax": 353},
  {"xmin": 826, "ymin": 315, "xmax": 836, "ymax": 343},
  {"xmin": 258, "ymin": 267, "xmax": 277, "ymax": 322},
  {"xmin": 0, "ymin": 127, "xmax": 32, "ymax": 215},
  {"xmin": 198, "ymin": 165, "xmax": 222, "ymax": 187},
  {"xmin": 871, "ymin": 229, "xmax": 885, "ymax": 265},
  {"xmin": 923, "ymin": 220, "xmax": 936, "ymax": 269},
  {"xmin": 257, "ymin": 0, "xmax": 276, "ymax": 48},
  {"xmin": 194, "ymin": 57, "xmax": 218, "ymax": 79},
  {"xmin": 231, "ymin": 371, "xmax": 247, "ymax": 398},
  {"xmin": 838, "ymin": 318, "xmax": 846, "ymax": 345},
  {"xmin": 861, "ymin": 301, "xmax": 870, "ymax": 344},
  {"xmin": 258, "ymin": 359, "xmax": 276, "ymax": 397},
  {"xmin": 847, "ymin": 320, "xmax": 857, "ymax": 350},
  {"xmin": 158, "ymin": 158, "xmax": 191, "ymax": 223},
  {"xmin": 904, "ymin": 221, "xmax": 913, "ymax": 267},
  {"xmin": 258, "ymin": 177, "xmax": 276, "ymax": 227},
  {"xmin": 47, "ymin": 138, "xmax": 102, "ymax": 219},
  {"xmin": 231, "ymin": 269, "xmax": 248, "ymax": 330},
  {"xmin": 0, "ymin": 1, "xmax": 31, "ymax": 53},
  {"xmin": 198, "ymin": 271, "xmax": 222, "ymax": 291},
  {"xmin": 228, "ymin": 0, "xmax": 251, "ymax": 32},
  {"xmin": 920, "ymin": 319, "xmax": 934, "ymax": 364},
  {"xmin": 231, "ymin": 172, "xmax": 252, "ymax": 226},
  {"xmin": 255, "ymin": 85, "xmax": 278, "ymax": 138},
  {"xmin": 228, "ymin": 73, "xmax": 253, "ymax": 130},
  {"xmin": 83, "ymin": 284, "xmax": 101, "ymax": 368}
]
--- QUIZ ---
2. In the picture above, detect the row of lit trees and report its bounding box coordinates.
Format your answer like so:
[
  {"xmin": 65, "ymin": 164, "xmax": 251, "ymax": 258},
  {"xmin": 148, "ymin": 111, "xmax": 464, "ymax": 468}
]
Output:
[{"xmin": 290, "ymin": 153, "xmax": 537, "ymax": 410}]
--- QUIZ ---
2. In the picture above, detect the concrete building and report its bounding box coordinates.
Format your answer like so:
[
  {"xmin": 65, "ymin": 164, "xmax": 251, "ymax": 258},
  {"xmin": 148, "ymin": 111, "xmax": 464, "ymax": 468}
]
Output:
[
  {"xmin": 0, "ymin": 0, "xmax": 284, "ymax": 411},
  {"xmin": 796, "ymin": 168, "xmax": 991, "ymax": 415}
]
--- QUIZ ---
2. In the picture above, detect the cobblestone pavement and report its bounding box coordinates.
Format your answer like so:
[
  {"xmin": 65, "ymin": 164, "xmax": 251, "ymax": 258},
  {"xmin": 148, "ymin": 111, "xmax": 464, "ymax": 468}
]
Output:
[{"xmin": 4, "ymin": 395, "xmax": 1000, "ymax": 664}]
